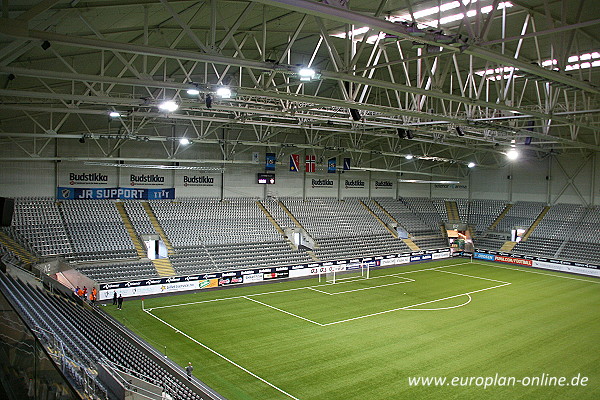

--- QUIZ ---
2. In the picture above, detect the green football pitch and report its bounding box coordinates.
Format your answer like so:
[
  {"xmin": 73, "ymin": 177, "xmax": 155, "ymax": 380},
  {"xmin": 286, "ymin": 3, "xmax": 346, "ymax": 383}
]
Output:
[{"xmin": 106, "ymin": 259, "xmax": 600, "ymax": 399}]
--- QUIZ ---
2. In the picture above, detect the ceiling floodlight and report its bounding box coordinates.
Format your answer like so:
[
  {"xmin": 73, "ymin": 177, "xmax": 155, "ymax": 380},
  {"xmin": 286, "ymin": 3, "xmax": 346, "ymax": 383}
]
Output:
[
  {"xmin": 405, "ymin": 154, "xmax": 414, "ymax": 160},
  {"xmin": 216, "ymin": 87, "xmax": 232, "ymax": 98},
  {"xmin": 467, "ymin": 162, "xmax": 476, "ymax": 168},
  {"xmin": 186, "ymin": 88, "xmax": 200, "ymax": 95},
  {"xmin": 298, "ymin": 67, "xmax": 317, "ymax": 81},
  {"xmin": 179, "ymin": 137, "xmax": 190, "ymax": 145},
  {"xmin": 506, "ymin": 148, "xmax": 519, "ymax": 160},
  {"xmin": 158, "ymin": 100, "xmax": 179, "ymax": 112},
  {"xmin": 108, "ymin": 111, "xmax": 121, "ymax": 118}
]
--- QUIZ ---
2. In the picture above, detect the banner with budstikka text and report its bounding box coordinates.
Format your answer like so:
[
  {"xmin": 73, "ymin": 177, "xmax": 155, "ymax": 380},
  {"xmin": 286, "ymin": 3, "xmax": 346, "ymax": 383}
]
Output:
[{"xmin": 57, "ymin": 187, "xmax": 175, "ymax": 200}]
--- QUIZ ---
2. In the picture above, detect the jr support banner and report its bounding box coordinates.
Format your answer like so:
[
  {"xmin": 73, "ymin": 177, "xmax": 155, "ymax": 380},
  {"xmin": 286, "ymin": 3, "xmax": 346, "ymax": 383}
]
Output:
[{"xmin": 57, "ymin": 187, "xmax": 175, "ymax": 200}]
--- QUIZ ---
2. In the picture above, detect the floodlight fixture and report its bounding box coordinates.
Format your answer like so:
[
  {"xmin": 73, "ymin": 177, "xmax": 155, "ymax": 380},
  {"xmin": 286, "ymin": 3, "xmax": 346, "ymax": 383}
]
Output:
[
  {"xmin": 298, "ymin": 67, "xmax": 316, "ymax": 81},
  {"xmin": 506, "ymin": 148, "xmax": 519, "ymax": 160},
  {"xmin": 109, "ymin": 111, "xmax": 121, "ymax": 118},
  {"xmin": 216, "ymin": 87, "xmax": 232, "ymax": 99},
  {"xmin": 179, "ymin": 138, "xmax": 190, "ymax": 145},
  {"xmin": 467, "ymin": 162, "xmax": 476, "ymax": 168},
  {"xmin": 158, "ymin": 100, "xmax": 179, "ymax": 113}
]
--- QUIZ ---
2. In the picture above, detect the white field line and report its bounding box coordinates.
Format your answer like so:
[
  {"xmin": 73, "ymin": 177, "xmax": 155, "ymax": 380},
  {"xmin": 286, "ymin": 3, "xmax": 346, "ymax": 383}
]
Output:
[
  {"xmin": 404, "ymin": 294, "xmax": 472, "ymax": 311},
  {"xmin": 306, "ymin": 287, "xmax": 333, "ymax": 295},
  {"xmin": 243, "ymin": 296, "xmax": 324, "ymax": 326},
  {"xmin": 308, "ymin": 277, "xmax": 415, "ymax": 295},
  {"xmin": 484, "ymin": 263, "xmax": 600, "ymax": 284},
  {"xmin": 143, "ymin": 308, "xmax": 300, "ymax": 400},
  {"xmin": 321, "ymin": 283, "xmax": 511, "ymax": 326},
  {"xmin": 149, "ymin": 261, "xmax": 472, "ymax": 311},
  {"xmin": 435, "ymin": 269, "xmax": 511, "ymax": 284}
]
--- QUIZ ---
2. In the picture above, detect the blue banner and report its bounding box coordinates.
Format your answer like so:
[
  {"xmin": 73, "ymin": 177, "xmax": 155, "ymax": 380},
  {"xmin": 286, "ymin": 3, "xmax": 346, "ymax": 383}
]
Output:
[
  {"xmin": 474, "ymin": 252, "xmax": 496, "ymax": 261},
  {"xmin": 266, "ymin": 153, "xmax": 276, "ymax": 171},
  {"xmin": 343, "ymin": 157, "xmax": 351, "ymax": 170},
  {"xmin": 328, "ymin": 157, "xmax": 336, "ymax": 173},
  {"xmin": 57, "ymin": 187, "xmax": 175, "ymax": 200}
]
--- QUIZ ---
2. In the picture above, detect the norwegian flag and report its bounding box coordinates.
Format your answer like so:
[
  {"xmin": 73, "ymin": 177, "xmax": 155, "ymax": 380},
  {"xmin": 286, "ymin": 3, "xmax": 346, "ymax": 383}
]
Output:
[
  {"xmin": 290, "ymin": 154, "xmax": 300, "ymax": 172},
  {"xmin": 305, "ymin": 155, "xmax": 316, "ymax": 173}
]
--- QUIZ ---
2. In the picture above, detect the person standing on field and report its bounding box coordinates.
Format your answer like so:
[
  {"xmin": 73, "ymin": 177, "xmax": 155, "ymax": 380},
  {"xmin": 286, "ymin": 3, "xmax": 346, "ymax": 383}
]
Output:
[{"xmin": 117, "ymin": 294, "xmax": 123, "ymax": 310}]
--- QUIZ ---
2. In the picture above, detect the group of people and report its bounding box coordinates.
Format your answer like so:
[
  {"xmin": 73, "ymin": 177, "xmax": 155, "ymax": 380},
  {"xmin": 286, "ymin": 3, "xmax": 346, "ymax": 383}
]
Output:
[
  {"xmin": 113, "ymin": 291, "xmax": 124, "ymax": 309},
  {"xmin": 74, "ymin": 285, "xmax": 97, "ymax": 304},
  {"xmin": 73, "ymin": 285, "xmax": 123, "ymax": 309}
]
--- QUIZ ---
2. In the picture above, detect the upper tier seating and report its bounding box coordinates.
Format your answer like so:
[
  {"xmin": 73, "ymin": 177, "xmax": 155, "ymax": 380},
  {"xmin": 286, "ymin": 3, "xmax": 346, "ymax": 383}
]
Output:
[
  {"xmin": 12, "ymin": 197, "xmax": 73, "ymax": 256},
  {"xmin": 466, "ymin": 199, "xmax": 506, "ymax": 235},
  {"xmin": 149, "ymin": 198, "xmax": 281, "ymax": 247},
  {"xmin": 513, "ymin": 204, "xmax": 585, "ymax": 257},
  {"xmin": 123, "ymin": 200, "xmax": 157, "ymax": 236},
  {"xmin": 281, "ymin": 197, "xmax": 388, "ymax": 239},
  {"xmin": 61, "ymin": 200, "xmax": 136, "ymax": 262},
  {"xmin": 557, "ymin": 206, "xmax": 600, "ymax": 262},
  {"xmin": 492, "ymin": 201, "xmax": 546, "ymax": 233}
]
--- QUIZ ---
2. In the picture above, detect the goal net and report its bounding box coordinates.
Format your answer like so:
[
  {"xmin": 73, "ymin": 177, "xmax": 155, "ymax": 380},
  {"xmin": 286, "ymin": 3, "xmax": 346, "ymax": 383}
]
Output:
[{"xmin": 319, "ymin": 264, "xmax": 370, "ymax": 284}]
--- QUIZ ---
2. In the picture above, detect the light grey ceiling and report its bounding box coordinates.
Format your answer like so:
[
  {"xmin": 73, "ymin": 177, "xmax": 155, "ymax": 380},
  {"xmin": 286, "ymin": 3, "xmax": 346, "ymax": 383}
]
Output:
[{"xmin": 0, "ymin": 0, "xmax": 598, "ymax": 175}]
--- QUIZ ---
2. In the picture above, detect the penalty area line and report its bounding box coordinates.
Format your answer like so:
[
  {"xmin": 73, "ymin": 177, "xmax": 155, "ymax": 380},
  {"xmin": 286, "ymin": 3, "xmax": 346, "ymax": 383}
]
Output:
[
  {"xmin": 143, "ymin": 308, "xmax": 301, "ymax": 400},
  {"xmin": 403, "ymin": 294, "xmax": 472, "ymax": 311},
  {"xmin": 322, "ymin": 282, "xmax": 511, "ymax": 326},
  {"xmin": 243, "ymin": 296, "xmax": 325, "ymax": 326}
]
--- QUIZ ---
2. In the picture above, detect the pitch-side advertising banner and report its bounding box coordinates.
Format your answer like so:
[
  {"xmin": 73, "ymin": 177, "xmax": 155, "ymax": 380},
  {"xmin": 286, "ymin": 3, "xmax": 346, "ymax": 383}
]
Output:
[{"xmin": 99, "ymin": 249, "xmax": 452, "ymax": 298}]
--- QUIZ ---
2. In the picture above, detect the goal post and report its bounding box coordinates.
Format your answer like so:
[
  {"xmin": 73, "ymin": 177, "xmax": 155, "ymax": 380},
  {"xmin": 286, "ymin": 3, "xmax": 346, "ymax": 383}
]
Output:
[{"xmin": 319, "ymin": 263, "xmax": 370, "ymax": 284}]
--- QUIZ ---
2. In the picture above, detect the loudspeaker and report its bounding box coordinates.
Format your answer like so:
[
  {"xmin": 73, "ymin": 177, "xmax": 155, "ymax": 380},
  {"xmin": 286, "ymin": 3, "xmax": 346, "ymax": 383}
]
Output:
[
  {"xmin": 524, "ymin": 137, "xmax": 532, "ymax": 145},
  {"xmin": 349, "ymin": 108, "xmax": 361, "ymax": 121},
  {"xmin": 455, "ymin": 126, "xmax": 464, "ymax": 136},
  {"xmin": 0, "ymin": 198, "xmax": 14, "ymax": 227},
  {"xmin": 397, "ymin": 128, "xmax": 407, "ymax": 139},
  {"xmin": 406, "ymin": 130, "xmax": 414, "ymax": 139}
]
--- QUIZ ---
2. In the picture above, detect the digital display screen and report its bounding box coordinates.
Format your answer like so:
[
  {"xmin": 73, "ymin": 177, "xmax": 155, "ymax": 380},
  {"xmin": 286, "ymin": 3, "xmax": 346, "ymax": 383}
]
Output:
[{"xmin": 257, "ymin": 173, "xmax": 275, "ymax": 184}]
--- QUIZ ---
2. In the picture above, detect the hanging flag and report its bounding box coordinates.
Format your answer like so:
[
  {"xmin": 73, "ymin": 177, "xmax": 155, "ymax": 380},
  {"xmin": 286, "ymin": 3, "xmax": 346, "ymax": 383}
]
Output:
[
  {"xmin": 343, "ymin": 157, "xmax": 351, "ymax": 171},
  {"xmin": 266, "ymin": 153, "xmax": 276, "ymax": 170},
  {"xmin": 305, "ymin": 155, "xmax": 316, "ymax": 173},
  {"xmin": 290, "ymin": 154, "xmax": 300, "ymax": 172},
  {"xmin": 252, "ymin": 152, "xmax": 260, "ymax": 164},
  {"xmin": 328, "ymin": 157, "xmax": 337, "ymax": 173}
]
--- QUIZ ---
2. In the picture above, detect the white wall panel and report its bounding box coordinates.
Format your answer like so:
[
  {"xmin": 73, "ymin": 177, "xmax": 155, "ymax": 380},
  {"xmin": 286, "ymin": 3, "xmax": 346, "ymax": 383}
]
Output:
[
  {"xmin": 0, "ymin": 161, "xmax": 55, "ymax": 197},
  {"xmin": 511, "ymin": 158, "xmax": 548, "ymax": 202}
]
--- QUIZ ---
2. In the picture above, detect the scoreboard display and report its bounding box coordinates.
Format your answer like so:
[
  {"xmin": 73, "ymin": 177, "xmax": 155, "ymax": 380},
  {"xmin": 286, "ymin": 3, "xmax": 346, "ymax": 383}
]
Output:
[{"xmin": 257, "ymin": 173, "xmax": 275, "ymax": 184}]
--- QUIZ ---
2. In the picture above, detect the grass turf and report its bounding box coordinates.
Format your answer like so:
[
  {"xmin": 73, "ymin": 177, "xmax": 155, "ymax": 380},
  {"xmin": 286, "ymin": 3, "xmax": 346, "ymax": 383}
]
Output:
[{"xmin": 105, "ymin": 259, "xmax": 600, "ymax": 399}]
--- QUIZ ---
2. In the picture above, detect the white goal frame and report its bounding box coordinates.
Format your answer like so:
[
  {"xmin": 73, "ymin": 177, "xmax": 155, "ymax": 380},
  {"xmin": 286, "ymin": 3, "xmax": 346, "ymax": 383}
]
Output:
[{"xmin": 319, "ymin": 264, "xmax": 370, "ymax": 284}]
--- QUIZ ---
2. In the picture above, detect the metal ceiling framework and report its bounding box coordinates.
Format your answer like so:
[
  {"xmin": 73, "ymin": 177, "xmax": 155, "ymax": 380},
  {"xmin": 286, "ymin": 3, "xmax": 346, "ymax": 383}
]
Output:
[{"xmin": 0, "ymin": 0, "xmax": 598, "ymax": 177}]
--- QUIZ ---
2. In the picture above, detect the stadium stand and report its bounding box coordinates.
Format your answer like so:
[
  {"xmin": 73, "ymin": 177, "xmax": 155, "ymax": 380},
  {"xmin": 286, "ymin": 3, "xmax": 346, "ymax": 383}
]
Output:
[
  {"xmin": 466, "ymin": 199, "xmax": 507, "ymax": 236},
  {"xmin": 12, "ymin": 198, "xmax": 73, "ymax": 257},
  {"xmin": 123, "ymin": 200, "xmax": 157, "ymax": 236},
  {"xmin": 3, "ymin": 197, "xmax": 600, "ymax": 284},
  {"xmin": 556, "ymin": 206, "xmax": 600, "ymax": 262},
  {"xmin": 0, "ymin": 271, "xmax": 219, "ymax": 400},
  {"xmin": 491, "ymin": 201, "xmax": 546, "ymax": 234},
  {"xmin": 60, "ymin": 200, "xmax": 136, "ymax": 262},
  {"xmin": 380, "ymin": 197, "xmax": 448, "ymax": 249},
  {"xmin": 280, "ymin": 197, "xmax": 412, "ymax": 259},
  {"xmin": 76, "ymin": 259, "xmax": 158, "ymax": 283}
]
